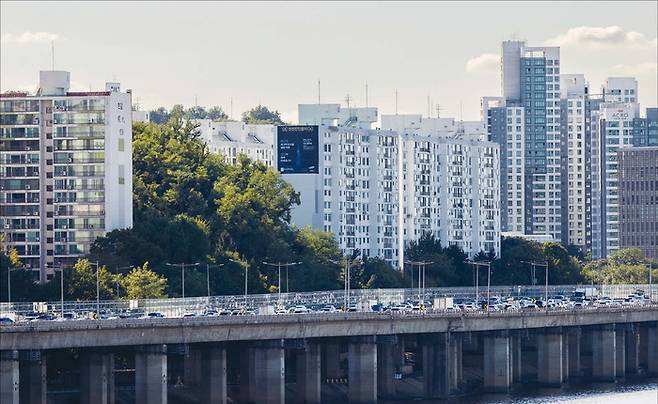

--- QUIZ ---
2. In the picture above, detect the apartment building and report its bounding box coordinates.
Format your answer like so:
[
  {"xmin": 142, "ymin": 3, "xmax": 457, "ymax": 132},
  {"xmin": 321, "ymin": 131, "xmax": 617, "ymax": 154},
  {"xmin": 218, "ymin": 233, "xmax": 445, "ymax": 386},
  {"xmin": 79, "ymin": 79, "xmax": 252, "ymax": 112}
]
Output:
[
  {"xmin": 618, "ymin": 146, "xmax": 658, "ymax": 260},
  {"xmin": 195, "ymin": 119, "xmax": 275, "ymax": 166},
  {"xmin": 0, "ymin": 71, "xmax": 132, "ymax": 282}
]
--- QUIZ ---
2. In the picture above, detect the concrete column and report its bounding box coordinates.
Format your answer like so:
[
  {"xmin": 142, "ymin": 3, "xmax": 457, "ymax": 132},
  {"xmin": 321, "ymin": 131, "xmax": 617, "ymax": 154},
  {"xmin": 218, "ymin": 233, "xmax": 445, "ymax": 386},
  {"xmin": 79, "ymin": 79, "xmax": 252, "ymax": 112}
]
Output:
[
  {"xmin": 449, "ymin": 333, "xmax": 463, "ymax": 393},
  {"xmin": 562, "ymin": 332, "xmax": 570, "ymax": 381},
  {"xmin": 647, "ymin": 323, "xmax": 657, "ymax": 376},
  {"xmin": 483, "ymin": 331, "xmax": 511, "ymax": 393},
  {"xmin": 296, "ymin": 341, "xmax": 321, "ymax": 404},
  {"xmin": 1, "ymin": 351, "xmax": 20, "ymax": 404},
  {"xmin": 567, "ymin": 328, "xmax": 581, "ymax": 378},
  {"xmin": 591, "ymin": 324, "xmax": 616, "ymax": 382},
  {"xmin": 376, "ymin": 336, "xmax": 396, "ymax": 399},
  {"xmin": 536, "ymin": 328, "xmax": 563, "ymax": 386},
  {"xmin": 19, "ymin": 350, "xmax": 47, "ymax": 404},
  {"xmin": 184, "ymin": 348, "xmax": 201, "ymax": 387},
  {"xmin": 323, "ymin": 343, "xmax": 341, "ymax": 380},
  {"xmin": 80, "ymin": 351, "xmax": 114, "ymax": 404},
  {"xmin": 421, "ymin": 333, "xmax": 450, "ymax": 399},
  {"xmin": 250, "ymin": 339, "xmax": 285, "ymax": 404},
  {"xmin": 239, "ymin": 345, "xmax": 255, "ymax": 403},
  {"xmin": 196, "ymin": 345, "xmax": 227, "ymax": 404},
  {"xmin": 348, "ymin": 336, "xmax": 377, "ymax": 404},
  {"xmin": 510, "ymin": 334, "xmax": 522, "ymax": 384},
  {"xmin": 615, "ymin": 325, "xmax": 626, "ymax": 378},
  {"xmin": 135, "ymin": 345, "xmax": 167, "ymax": 404},
  {"xmin": 625, "ymin": 326, "xmax": 640, "ymax": 374}
]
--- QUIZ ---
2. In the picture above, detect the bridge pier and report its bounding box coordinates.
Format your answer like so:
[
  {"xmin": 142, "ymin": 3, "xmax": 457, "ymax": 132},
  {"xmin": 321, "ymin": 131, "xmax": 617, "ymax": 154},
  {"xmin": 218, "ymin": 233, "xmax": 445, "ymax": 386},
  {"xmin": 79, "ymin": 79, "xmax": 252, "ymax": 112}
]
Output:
[
  {"xmin": 483, "ymin": 331, "xmax": 511, "ymax": 393},
  {"xmin": 566, "ymin": 328, "xmax": 581, "ymax": 378},
  {"xmin": 625, "ymin": 325, "xmax": 640, "ymax": 374},
  {"xmin": 614, "ymin": 325, "xmax": 626, "ymax": 378},
  {"xmin": 421, "ymin": 333, "xmax": 452, "ymax": 398},
  {"xmin": 510, "ymin": 334, "xmax": 522, "ymax": 384},
  {"xmin": 296, "ymin": 341, "xmax": 321, "ymax": 404},
  {"xmin": 183, "ymin": 347, "xmax": 201, "ymax": 387},
  {"xmin": 80, "ymin": 351, "xmax": 114, "ymax": 404},
  {"xmin": 591, "ymin": 324, "xmax": 616, "ymax": 382},
  {"xmin": 1, "ymin": 350, "xmax": 20, "ymax": 404},
  {"xmin": 348, "ymin": 336, "xmax": 377, "ymax": 404},
  {"xmin": 323, "ymin": 342, "xmax": 341, "ymax": 380},
  {"xmin": 376, "ymin": 336, "xmax": 397, "ymax": 399},
  {"xmin": 19, "ymin": 350, "xmax": 47, "ymax": 404},
  {"xmin": 197, "ymin": 345, "xmax": 227, "ymax": 404},
  {"xmin": 249, "ymin": 339, "xmax": 285, "ymax": 404},
  {"xmin": 647, "ymin": 322, "xmax": 658, "ymax": 376},
  {"xmin": 537, "ymin": 327, "xmax": 563, "ymax": 386},
  {"xmin": 135, "ymin": 345, "xmax": 167, "ymax": 404}
]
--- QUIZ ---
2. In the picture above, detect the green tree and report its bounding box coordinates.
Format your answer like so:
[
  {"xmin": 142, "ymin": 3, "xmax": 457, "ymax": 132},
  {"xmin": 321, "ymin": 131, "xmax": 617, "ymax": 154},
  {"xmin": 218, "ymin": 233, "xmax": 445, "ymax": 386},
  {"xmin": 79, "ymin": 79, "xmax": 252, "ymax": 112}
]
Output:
[
  {"xmin": 583, "ymin": 248, "xmax": 655, "ymax": 284},
  {"xmin": 0, "ymin": 237, "xmax": 38, "ymax": 302},
  {"xmin": 121, "ymin": 262, "xmax": 168, "ymax": 299},
  {"xmin": 241, "ymin": 105, "xmax": 285, "ymax": 125},
  {"xmin": 66, "ymin": 259, "xmax": 118, "ymax": 301}
]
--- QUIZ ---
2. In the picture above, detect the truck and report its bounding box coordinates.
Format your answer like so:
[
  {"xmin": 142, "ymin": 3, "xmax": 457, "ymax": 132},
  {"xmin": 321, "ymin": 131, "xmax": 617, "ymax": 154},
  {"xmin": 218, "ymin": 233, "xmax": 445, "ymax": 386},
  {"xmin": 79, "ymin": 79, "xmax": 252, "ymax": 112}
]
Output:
[{"xmin": 574, "ymin": 287, "xmax": 598, "ymax": 300}]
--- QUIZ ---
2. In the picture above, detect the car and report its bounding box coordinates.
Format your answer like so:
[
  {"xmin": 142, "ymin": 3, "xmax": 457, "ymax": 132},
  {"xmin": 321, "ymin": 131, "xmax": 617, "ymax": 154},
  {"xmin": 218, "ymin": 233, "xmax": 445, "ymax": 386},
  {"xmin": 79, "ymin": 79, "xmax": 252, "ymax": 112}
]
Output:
[
  {"xmin": 33, "ymin": 313, "xmax": 56, "ymax": 321},
  {"xmin": 289, "ymin": 305, "xmax": 311, "ymax": 314},
  {"xmin": 146, "ymin": 312, "xmax": 164, "ymax": 318},
  {"xmin": 320, "ymin": 305, "xmax": 338, "ymax": 313},
  {"xmin": 0, "ymin": 317, "xmax": 14, "ymax": 325}
]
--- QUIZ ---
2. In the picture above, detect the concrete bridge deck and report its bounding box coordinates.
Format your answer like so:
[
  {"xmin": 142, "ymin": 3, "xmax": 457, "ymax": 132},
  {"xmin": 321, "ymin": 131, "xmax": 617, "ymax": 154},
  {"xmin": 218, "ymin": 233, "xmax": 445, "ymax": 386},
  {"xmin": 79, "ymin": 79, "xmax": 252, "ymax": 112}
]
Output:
[{"xmin": 2, "ymin": 306, "xmax": 657, "ymax": 350}]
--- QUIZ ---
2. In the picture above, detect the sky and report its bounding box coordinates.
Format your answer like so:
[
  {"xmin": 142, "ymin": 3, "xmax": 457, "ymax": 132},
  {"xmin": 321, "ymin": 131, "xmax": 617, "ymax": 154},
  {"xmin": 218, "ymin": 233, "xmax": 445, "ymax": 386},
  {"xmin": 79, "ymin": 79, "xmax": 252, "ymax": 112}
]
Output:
[{"xmin": 1, "ymin": 1, "xmax": 657, "ymax": 123}]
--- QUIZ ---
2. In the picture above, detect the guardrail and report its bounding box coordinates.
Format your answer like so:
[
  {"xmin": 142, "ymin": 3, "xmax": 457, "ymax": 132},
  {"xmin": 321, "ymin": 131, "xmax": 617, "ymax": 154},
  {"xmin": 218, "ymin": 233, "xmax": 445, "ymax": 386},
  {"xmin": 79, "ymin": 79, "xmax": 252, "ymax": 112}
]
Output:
[{"xmin": 1, "ymin": 284, "xmax": 655, "ymax": 319}]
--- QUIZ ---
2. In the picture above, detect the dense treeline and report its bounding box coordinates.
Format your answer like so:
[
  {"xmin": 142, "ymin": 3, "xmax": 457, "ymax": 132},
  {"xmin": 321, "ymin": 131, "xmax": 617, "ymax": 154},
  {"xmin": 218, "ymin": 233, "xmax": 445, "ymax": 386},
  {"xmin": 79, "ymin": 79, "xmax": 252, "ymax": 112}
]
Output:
[{"xmin": 1, "ymin": 108, "xmax": 656, "ymax": 302}]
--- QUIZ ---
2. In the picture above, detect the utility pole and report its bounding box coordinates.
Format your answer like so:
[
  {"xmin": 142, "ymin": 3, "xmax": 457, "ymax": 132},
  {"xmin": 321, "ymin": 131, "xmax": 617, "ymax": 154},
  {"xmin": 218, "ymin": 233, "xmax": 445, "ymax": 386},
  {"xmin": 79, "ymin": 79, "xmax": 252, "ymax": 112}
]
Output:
[
  {"xmin": 263, "ymin": 261, "xmax": 301, "ymax": 303},
  {"xmin": 166, "ymin": 262, "xmax": 200, "ymax": 298},
  {"xmin": 329, "ymin": 257, "xmax": 359, "ymax": 310},
  {"xmin": 90, "ymin": 261, "xmax": 101, "ymax": 319},
  {"xmin": 206, "ymin": 263, "xmax": 224, "ymax": 298}
]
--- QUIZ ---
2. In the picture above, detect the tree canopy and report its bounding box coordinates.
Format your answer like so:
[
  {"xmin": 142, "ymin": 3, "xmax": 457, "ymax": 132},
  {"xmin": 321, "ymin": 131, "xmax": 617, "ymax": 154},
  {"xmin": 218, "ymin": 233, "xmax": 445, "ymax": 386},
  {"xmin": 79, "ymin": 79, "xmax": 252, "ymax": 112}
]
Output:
[{"xmin": 241, "ymin": 104, "xmax": 285, "ymax": 125}]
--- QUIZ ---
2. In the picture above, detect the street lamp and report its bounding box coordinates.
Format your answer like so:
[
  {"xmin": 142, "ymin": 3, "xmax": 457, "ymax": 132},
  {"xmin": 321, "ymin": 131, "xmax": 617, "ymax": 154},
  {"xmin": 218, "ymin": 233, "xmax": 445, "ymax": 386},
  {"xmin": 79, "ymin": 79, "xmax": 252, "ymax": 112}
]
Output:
[
  {"xmin": 228, "ymin": 259, "xmax": 249, "ymax": 303},
  {"xmin": 87, "ymin": 261, "xmax": 102, "ymax": 319},
  {"xmin": 465, "ymin": 261, "xmax": 491, "ymax": 311},
  {"xmin": 329, "ymin": 257, "xmax": 359, "ymax": 310},
  {"xmin": 205, "ymin": 263, "xmax": 224, "ymax": 298},
  {"xmin": 165, "ymin": 262, "xmax": 200, "ymax": 298},
  {"xmin": 6, "ymin": 267, "xmax": 21, "ymax": 304},
  {"xmin": 521, "ymin": 261, "xmax": 549, "ymax": 310},
  {"xmin": 47, "ymin": 264, "xmax": 64, "ymax": 318},
  {"xmin": 262, "ymin": 261, "xmax": 302, "ymax": 301},
  {"xmin": 405, "ymin": 260, "xmax": 434, "ymax": 303},
  {"xmin": 115, "ymin": 265, "xmax": 134, "ymax": 299}
]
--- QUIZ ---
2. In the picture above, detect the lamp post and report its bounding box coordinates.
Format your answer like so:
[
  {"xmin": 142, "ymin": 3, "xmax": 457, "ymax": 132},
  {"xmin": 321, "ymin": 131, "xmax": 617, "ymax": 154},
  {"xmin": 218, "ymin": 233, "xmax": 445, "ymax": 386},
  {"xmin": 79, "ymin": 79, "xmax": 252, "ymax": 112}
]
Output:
[
  {"xmin": 522, "ymin": 260, "xmax": 549, "ymax": 310},
  {"xmin": 115, "ymin": 265, "xmax": 134, "ymax": 299},
  {"xmin": 262, "ymin": 261, "xmax": 301, "ymax": 302},
  {"xmin": 405, "ymin": 260, "xmax": 434, "ymax": 303},
  {"xmin": 88, "ymin": 261, "xmax": 102, "ymax": 319},
  {"xmin": 465, "ymin": 261, "xmax": 491, "ymax": 311},
  {"xmin": 47, "ymin": 264, "xmax": 64, "ymax": 318},
  {"xmin": 6, "ymin": 267, "xmax": 20, "ymax": 304},
  {"xmin": 648, "ymin": 263, "xmax": 653, "ymax": 303},
  {"xmin": 165, "ymin": 262, "xmax": 200, "ymax": 298},
  {"xmin": 329, "ymin": 258, "xmax": 359, "ymax": 310},
  {"xmin": 228, "ymin": 259, "xmax": 249, "ymax": 304},
  {"xmin": 205, "ymin": 263, "xmax": 224, "ymax": 298}
]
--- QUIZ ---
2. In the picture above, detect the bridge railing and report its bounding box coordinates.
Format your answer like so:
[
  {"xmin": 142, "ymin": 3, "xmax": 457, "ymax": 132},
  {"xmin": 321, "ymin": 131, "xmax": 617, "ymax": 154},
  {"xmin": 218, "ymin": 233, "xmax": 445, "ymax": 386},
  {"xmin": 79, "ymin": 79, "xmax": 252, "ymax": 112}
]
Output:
[{"xmin": 0, "ymin": 284, "xmax": 654, "ymax": 319}]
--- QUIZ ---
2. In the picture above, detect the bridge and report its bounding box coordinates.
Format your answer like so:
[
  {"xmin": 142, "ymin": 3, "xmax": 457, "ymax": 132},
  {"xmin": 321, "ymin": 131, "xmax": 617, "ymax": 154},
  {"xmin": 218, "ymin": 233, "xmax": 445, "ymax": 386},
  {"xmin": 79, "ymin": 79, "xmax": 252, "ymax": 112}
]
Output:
[{"xmin": 1, "ymin": 287, "xmax": 657, "ymax": 404}]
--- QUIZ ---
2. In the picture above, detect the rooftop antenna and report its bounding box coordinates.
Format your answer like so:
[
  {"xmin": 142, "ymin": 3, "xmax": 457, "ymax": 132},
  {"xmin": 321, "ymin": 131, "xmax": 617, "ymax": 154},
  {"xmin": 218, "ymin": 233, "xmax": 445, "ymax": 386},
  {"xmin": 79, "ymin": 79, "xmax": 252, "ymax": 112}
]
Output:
[
  {"xmin": 51, "ymin": 40, "xmax": 55, "ymax": 70},
  {"xmin": 345, "ymin": 94, "xmax": 353, "ymax": 119},
  {"xmin": 230, "ymin": 97, "xmax": 233, "ymax": 120},
  {"xmin": 459, "ymin": 99, "xmax": 463, "ymax": 123},
  {"xmin": 365, "ymin": 82, "xmax": 369, "ymax": 108},
  {"xmin": 436, "ymin": 104, "xmax": 442, "ymax": 118},
  {"xmin": 427, "ymin": 95, "xmax": 430, "ymax": 118},
  {"xmin": 395, "ymin": 89, "xmax": 398, "ymax": 115},
  {"xmin": 318, "ymin": 79, "xmax": 321, "ymax": 104}
]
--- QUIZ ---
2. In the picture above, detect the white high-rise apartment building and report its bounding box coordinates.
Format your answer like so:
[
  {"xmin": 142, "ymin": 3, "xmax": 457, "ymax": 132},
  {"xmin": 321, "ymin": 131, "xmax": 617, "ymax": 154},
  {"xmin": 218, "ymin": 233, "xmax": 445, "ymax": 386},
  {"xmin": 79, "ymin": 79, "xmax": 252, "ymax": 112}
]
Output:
[
  {"xmin": 487, "ymin": 41, "xmax": 562, "ymax": 241},
  {"xmin": 560, "ymin": 74, "xmax": 589, "ymax": 250},
  {"xmin": 0, "ymin": 71, "xmax": 133, "ymax": 282},
  {"xmin": 591, "ymin": 102, "xmax": 639, "ymax": 258},
  {"xmin": 602, "ymin": 77, "xmax": 638, "ymax": 104},
  {"xmin": 195, "ymin": 119, "xmax": 275, "ymax": 166},
  {"xmin": 284, "ymin": 106, "xmax": 501, "ymax": 269}
]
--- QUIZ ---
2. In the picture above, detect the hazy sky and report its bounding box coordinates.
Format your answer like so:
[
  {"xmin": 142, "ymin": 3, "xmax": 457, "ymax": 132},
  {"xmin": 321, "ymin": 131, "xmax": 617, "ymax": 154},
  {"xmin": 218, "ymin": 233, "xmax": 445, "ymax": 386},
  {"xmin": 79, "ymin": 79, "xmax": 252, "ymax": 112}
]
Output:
[{"xmin": 1, "ymin": 1, "xmax": 656, "ymax": 122}]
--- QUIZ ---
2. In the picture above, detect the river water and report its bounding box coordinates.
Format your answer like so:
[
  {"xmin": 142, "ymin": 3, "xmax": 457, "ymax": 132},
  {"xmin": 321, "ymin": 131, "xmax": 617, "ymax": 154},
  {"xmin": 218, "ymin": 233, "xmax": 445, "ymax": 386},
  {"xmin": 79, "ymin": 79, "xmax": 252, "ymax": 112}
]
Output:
[{"xmin": 402, "ymin": 381, "xmax": 658, "ymax": 404}]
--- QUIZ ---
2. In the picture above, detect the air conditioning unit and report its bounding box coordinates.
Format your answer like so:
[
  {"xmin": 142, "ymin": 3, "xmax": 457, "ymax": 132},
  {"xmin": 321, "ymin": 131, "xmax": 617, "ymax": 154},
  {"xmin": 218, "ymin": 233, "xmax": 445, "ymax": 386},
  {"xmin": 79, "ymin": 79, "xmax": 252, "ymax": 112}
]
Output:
[
  {"xmin": 25, "ymin": 185, "xmax": 31, "ymax": 190},
  {"xmin": 4, "ymin": 224, "xmax": 9, "ymax": 229},
  {"xmin": 68, "ymin": 158, "xmax": 73, "ymax": 163},
  {"xmin": 62, "ymin": 225, "xmax": 67, "ymax": 229}
]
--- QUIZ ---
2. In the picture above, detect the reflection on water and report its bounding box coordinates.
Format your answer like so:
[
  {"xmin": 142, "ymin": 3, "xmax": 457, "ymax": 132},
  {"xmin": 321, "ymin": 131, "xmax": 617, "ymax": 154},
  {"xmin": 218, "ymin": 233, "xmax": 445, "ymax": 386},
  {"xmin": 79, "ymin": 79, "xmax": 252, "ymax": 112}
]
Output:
[{"xmin": 388, "ymin": 380, "xmax": 658, "ymax": 404}]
